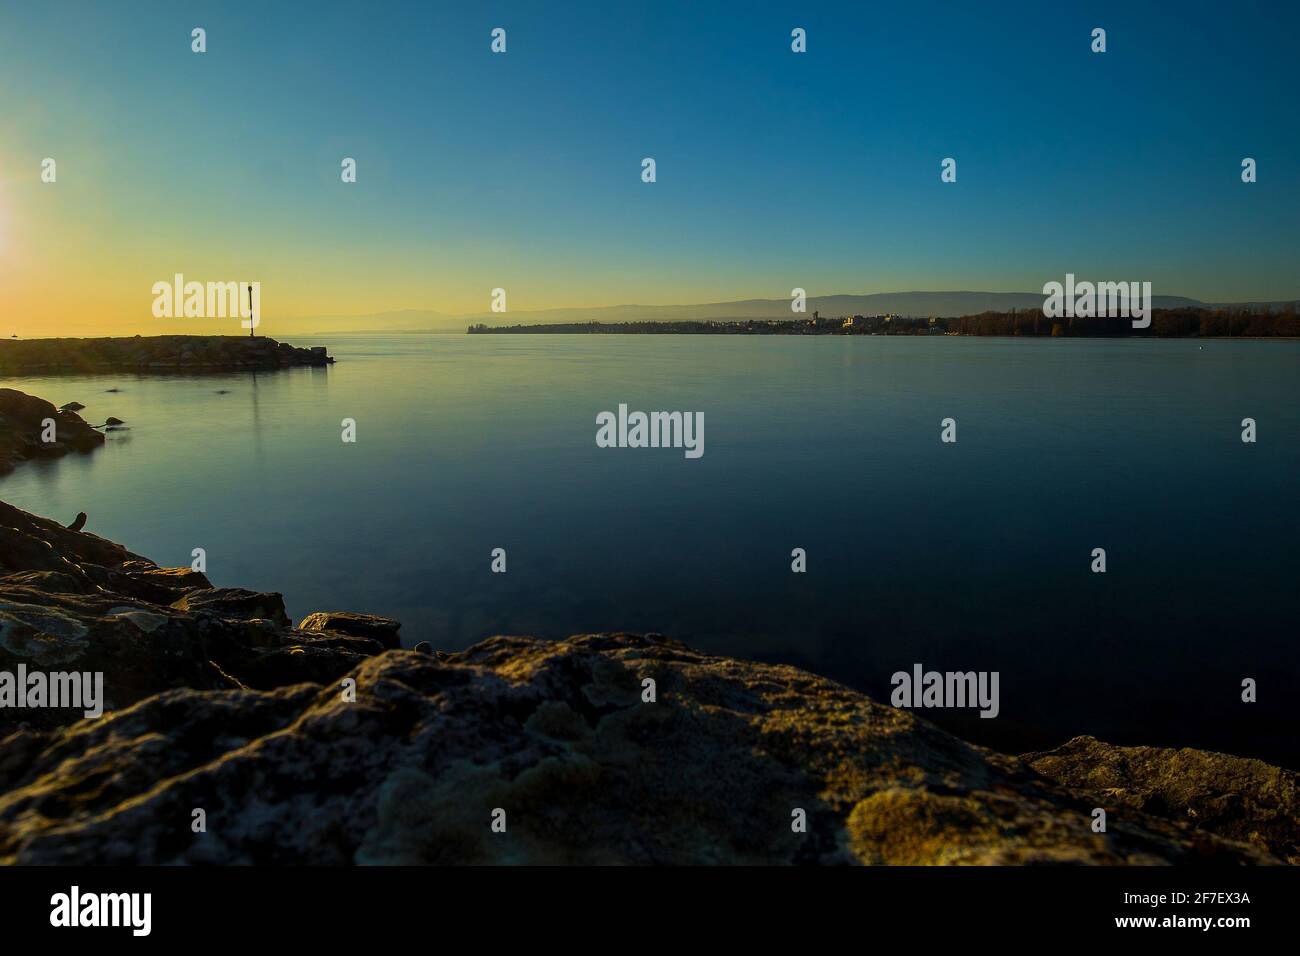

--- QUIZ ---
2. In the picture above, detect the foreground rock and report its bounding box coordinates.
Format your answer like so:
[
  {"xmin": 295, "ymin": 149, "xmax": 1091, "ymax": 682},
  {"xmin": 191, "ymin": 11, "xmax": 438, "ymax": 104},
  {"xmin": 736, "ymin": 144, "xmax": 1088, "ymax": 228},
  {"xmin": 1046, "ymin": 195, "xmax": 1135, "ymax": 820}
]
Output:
[
  {"xmin": 0, "ymin": 500, "xmax": 389, "ymax": 734},
  {"xmin": 299, "ymin": 611, "xmax": 402, "ymax": 648},
  {"xmin": 0, "ymin": 498, "xmax": 1291, "ymax": 865},
  {"xmin": 0, "ymin": 389, "xmax": 104, "ymax": 476},
  {"xmin": 1025, "ymin": 735, "xmax": 1300, "ymax": 865},
  {"xmin": 0, "ymin": 335, "xmax": 332, "ymax": 374},
  {"xmin": 0, "ymin": 648, "xmax": 1285, "ymax": 863}
]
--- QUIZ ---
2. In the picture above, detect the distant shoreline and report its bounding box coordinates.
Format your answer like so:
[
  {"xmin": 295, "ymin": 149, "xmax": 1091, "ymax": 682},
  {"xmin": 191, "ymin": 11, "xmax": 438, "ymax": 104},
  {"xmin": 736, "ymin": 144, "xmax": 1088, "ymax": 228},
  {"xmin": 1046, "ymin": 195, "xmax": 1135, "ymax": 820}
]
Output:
[{"xmin": 468, "ymin": 307, "xmax": 1300, "ymax": 338}]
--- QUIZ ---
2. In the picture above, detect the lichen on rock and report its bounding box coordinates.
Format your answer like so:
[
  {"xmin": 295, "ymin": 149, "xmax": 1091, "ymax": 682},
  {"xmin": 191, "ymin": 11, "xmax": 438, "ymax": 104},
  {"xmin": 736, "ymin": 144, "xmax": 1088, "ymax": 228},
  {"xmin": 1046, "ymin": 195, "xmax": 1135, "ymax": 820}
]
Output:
[{"xmin": 0, "ymin": 497, "xmax": 1292, "ymax": 866}]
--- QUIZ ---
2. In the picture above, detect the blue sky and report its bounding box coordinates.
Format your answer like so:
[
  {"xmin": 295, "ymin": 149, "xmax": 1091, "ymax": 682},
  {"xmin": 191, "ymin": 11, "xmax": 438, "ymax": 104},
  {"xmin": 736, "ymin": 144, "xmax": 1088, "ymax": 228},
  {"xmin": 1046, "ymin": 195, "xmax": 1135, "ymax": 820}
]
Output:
[{"xmin": 2, "ymin": 0, "xmax": 1297, "ymax": 332}]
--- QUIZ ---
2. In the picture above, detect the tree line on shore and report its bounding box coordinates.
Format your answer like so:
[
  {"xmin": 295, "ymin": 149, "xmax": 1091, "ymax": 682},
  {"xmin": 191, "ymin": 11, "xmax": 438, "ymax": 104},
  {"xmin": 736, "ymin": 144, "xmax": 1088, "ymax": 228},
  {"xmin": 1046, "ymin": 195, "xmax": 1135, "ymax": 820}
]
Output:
[
  {"xmin": 946, "ymin": 307, "xmax": 1300, "ymax": 337},
  {"xmin": 468, "ymin": 307, "xmax": 1300, "ymax": 337}
]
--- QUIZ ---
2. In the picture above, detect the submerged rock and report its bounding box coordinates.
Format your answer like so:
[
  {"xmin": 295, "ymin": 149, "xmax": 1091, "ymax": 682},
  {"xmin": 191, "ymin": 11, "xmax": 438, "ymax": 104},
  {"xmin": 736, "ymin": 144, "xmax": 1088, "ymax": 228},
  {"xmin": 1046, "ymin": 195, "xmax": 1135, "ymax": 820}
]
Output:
[{"xmin": 0, "ymin": 388, "xmax": 104, "ymax": 476}]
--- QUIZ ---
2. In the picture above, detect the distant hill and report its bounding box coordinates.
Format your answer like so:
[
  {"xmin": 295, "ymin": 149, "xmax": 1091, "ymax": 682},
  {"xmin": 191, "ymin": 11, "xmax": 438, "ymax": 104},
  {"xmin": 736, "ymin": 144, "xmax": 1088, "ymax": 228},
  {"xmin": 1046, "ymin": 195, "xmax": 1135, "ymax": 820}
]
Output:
[{"xmin": 297, "ymin": 294, "xmax": 1300, "ymax": 331}]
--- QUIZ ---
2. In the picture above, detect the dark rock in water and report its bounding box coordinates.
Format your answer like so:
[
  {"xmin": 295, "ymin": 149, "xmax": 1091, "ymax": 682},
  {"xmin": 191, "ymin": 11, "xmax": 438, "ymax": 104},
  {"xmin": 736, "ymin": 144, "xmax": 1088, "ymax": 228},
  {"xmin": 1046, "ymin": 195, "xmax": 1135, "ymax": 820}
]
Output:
[
  {"xmin": 1023, "ymin": 735, "xmax": 1300, "ymax": 865},
  {"xmin": 58, "ymin": 402, "xmax": 85, "ymax": 412},
  {"xmin": 299, "ymin": 611, "xmax": 402, "ymax": 649},
  {"xmin": 67, "ymin": 512, "xmax": 87, "ymax": 532},
  {"xmin": 103, "ymin": 416, "xmax": 125, "ymax": 426},
  {"xmin": 414, "ymin": 641, "xmax": 432, "ymax": 654},
  {"xmin": 104, "ymin": 388, "xmax": 121, "ymax": 393},
  {"xmin": 0, "ymin": 388, "xmax": 104, "ymax": 476},
  {"xmin": 215, "ymin": 389, "xmax": 230, "ymax": 394}
]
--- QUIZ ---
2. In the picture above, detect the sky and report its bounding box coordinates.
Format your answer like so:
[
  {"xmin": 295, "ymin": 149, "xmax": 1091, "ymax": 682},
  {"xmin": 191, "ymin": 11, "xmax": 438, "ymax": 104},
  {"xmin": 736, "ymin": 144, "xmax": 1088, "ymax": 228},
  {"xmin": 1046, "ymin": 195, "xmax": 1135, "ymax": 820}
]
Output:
[{"xmin": 1, "ymin": 0, "xmax": 1298, "ymax": 336}]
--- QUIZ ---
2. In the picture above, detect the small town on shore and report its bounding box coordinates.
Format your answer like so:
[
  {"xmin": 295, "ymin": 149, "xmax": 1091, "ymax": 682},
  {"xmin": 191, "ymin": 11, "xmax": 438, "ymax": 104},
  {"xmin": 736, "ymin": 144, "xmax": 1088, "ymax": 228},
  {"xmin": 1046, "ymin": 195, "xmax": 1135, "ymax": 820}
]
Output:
[{"xmin": 469, "ymin": 306, "xmax": 1300, "ymax": 337}]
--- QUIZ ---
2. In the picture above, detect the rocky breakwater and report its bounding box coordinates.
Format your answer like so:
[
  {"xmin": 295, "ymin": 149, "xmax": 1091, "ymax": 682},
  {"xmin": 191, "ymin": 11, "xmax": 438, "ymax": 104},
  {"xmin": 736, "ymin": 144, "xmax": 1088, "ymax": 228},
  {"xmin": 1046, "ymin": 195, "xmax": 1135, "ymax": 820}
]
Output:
[
  {"xmin": 0, "ymin": 498, "xmax": 1294, "ymax": 865},
  {"xmin": 0, "ymin": 499, "xmax": 399, "ymax": 736},
  {"xmin": 0, "ymin": 335, "xmax": 333, "ymax": 374},
  {"xmin": 0, "ymin": 389, "xmax": 105, "ymax": 477}
]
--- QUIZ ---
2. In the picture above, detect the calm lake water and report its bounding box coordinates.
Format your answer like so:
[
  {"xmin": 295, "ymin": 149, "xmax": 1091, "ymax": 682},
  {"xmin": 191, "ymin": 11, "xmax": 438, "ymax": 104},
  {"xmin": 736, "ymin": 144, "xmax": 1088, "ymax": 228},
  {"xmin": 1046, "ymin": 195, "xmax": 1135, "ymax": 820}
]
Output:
[{"xmin": 4, "ymin": 334, "xmax": 1298, "ymax": 765}]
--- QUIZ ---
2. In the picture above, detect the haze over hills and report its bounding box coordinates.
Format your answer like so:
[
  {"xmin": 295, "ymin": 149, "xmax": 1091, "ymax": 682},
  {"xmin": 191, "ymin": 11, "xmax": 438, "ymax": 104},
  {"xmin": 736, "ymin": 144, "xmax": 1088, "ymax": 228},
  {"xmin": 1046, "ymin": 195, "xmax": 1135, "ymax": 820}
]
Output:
[
  {"xmin": 297, "ymin": 293, "xmax": 1300, "ymax": 333},
  {"xmin": 292, "ymin": 309, "xmax": 459, "ymax": 332}
]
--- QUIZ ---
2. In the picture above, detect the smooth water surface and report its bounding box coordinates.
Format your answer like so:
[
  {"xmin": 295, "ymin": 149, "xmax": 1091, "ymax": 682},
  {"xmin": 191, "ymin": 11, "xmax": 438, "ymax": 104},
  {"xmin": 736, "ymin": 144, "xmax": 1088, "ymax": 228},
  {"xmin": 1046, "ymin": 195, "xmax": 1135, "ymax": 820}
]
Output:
[{"xmin": 4, "ymin": 335, "xmax": 1297, "ymax": 763}]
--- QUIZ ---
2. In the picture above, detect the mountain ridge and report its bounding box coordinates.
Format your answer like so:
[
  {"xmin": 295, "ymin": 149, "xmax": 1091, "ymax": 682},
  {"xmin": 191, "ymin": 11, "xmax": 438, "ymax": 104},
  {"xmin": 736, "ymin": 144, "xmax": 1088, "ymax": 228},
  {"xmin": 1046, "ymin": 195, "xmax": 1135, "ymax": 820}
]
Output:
[{"xmin": 294, "ymin": 293, "xmax": 1300, "ymax": 332}]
